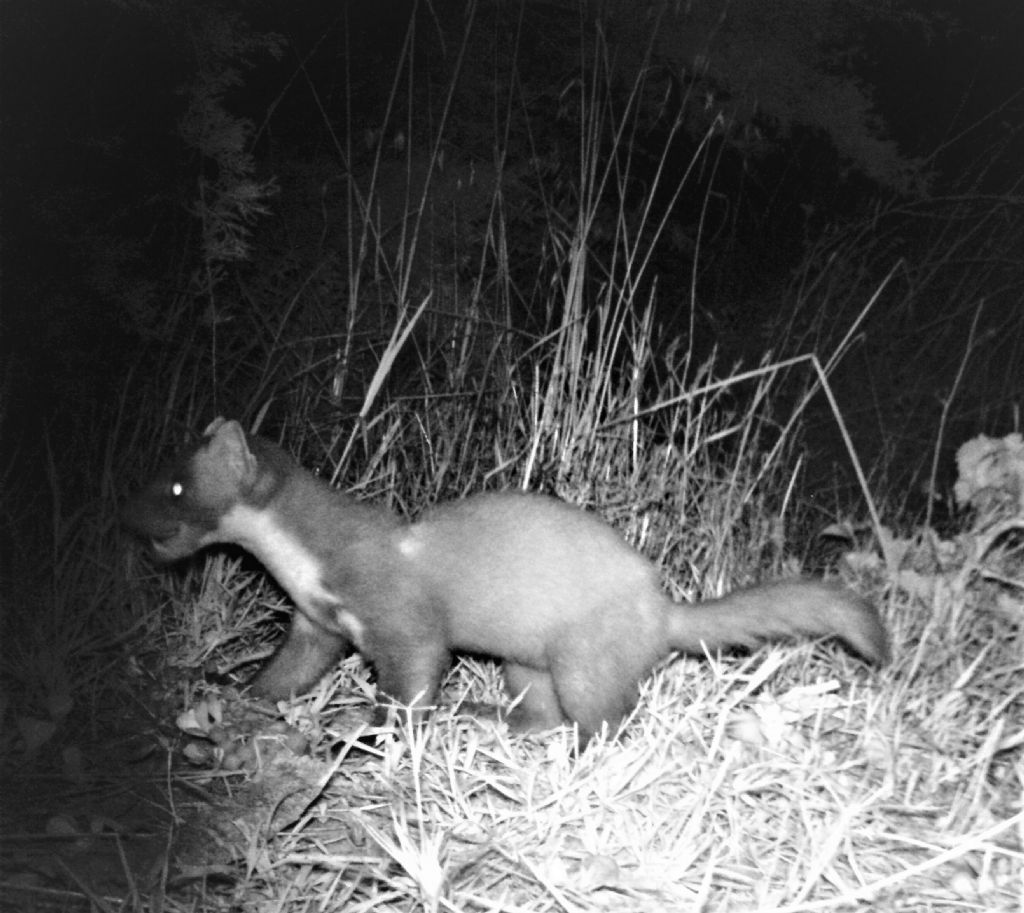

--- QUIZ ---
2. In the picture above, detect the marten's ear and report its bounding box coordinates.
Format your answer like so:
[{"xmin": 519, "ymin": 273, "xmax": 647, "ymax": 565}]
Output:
[
  {"xmin": 203, "ymin": 416, "xmax": 228, "ymax": 437},
  {"xmin": 205, "ymin": 419, "xmax": 257, "ymax": 484}
]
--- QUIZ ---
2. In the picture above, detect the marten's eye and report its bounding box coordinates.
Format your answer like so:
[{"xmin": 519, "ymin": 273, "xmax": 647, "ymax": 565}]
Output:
[{"xmin": 170, "ymin": 481, "xmax": 184, "ymax": 499}]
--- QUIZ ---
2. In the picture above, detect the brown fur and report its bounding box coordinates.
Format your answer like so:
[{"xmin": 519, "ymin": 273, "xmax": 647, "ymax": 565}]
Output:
[{"xmin": 123, "ymin": 418, "xmax": 889, "ymax": 740}]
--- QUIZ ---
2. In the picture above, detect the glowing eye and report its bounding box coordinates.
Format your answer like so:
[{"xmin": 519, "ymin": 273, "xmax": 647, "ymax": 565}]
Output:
[{"xmin": 171, "ymin": 482, "xmax": 184, "ymax": 498}]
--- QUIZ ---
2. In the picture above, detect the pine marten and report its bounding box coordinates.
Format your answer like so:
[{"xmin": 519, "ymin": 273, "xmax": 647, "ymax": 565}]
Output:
[{"xmin": 122, "ymin": 418, "xmax": 889, "ymax": 740}]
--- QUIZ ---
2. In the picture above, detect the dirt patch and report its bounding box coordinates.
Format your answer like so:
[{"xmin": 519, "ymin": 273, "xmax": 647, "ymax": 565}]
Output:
[{"xmin": 0, "ymin": 694, "xmax": 375, "ymax": 911}]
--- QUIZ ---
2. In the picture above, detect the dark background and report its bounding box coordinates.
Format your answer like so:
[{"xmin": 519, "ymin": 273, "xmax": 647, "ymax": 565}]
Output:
[{"xmin": 3, "ymin": 0, "xmax": 1023, "ymax": 513}]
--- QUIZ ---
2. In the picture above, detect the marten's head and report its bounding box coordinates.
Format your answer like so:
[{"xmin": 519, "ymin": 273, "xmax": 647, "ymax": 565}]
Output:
[{"xmin": 122, "ymin": 418, "xmax": 258, "ymax": 562}]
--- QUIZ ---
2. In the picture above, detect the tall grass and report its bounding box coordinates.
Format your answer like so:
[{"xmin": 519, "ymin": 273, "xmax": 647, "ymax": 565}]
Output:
[{"xmin": 779, "ymin": 189, "xmax": 1024, "ymax": 511}]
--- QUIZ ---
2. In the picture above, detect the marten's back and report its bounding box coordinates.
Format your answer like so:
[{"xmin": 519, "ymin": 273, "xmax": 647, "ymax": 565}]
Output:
[{"xmin": 395, "ymin": 492, "xmax": 669, "ymax": 662}]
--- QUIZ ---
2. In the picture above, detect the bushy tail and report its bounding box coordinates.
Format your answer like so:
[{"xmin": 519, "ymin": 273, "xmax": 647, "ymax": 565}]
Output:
[{"xmin": 666, "ymin": 579, "xmax": 889, "ymax": 664}]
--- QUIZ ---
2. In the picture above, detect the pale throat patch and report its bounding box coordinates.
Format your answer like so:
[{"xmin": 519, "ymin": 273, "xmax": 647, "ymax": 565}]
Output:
[
  {"xmin": 217, "ymin": 503, "xmax": 338, "ymax": 615},
  {"xmin": 335, "ymin": 610, "xmax": 365, "ymax": 651}
]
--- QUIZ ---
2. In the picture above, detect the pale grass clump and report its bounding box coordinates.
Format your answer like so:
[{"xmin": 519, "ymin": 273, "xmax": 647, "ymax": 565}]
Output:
[{"xmin": 168, "ymin": 606, "xmax": 1017, "ymax": 912}]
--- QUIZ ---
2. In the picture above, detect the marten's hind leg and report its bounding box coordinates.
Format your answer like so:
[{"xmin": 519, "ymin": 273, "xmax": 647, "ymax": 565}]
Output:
[
  {"xmin": 502, "ymin": 663, "xmax": 566, "ymax": 733},
  {"xmin": 503, "ymin": 652, "xmax": 644, "ymax": 744},
  {"xmin": 548, "ymin": 612, "xmax": 665, "ymax": 742}
]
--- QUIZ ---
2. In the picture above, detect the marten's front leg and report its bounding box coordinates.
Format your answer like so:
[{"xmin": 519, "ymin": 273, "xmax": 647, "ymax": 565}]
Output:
[{"xmin": 250, "ymin": 610, "xmax": 349, "ymax": 700}]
